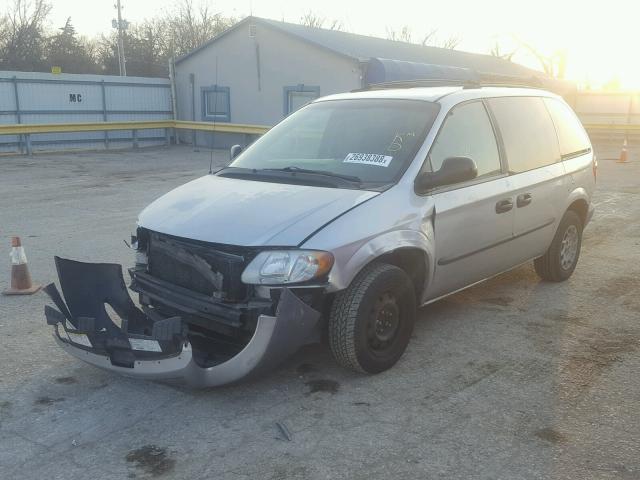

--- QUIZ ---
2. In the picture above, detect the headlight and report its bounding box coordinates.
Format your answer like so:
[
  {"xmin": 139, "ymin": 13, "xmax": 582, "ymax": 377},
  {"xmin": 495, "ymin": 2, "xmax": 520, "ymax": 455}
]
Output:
[{"xmin": 241, "ymin": 250, "xmax": 334, "ymax": 285}]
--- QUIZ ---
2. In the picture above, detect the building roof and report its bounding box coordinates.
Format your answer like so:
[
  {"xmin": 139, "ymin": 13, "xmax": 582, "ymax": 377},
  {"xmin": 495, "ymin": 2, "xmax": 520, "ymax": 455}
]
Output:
[{"xmin": 176, "ymin": 16, "xmax": 541, "ymax": 80}]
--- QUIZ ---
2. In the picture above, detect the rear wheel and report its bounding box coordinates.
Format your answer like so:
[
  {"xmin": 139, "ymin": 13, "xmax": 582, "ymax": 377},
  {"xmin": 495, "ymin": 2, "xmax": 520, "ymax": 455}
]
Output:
[
  {"xmin": 534, "ymin": 210, "xmax": 583, "ymax": 282},
  {"xmin": 328, "ymin": 263, "xmax": 416, "ymax": 374}
]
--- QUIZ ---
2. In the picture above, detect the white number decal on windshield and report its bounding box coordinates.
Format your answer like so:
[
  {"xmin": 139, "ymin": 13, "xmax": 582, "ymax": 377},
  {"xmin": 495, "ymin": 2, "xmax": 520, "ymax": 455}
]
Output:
[{"xmin": 343, "ymin": 153, "xmax": 393, "ymax": 167}]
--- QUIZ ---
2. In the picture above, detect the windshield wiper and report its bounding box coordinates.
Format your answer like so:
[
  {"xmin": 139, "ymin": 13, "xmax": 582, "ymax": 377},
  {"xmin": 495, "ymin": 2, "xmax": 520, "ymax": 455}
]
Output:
[{"xmin": 261, "ymin": 166, "xmax": 362, "ymax": 184}]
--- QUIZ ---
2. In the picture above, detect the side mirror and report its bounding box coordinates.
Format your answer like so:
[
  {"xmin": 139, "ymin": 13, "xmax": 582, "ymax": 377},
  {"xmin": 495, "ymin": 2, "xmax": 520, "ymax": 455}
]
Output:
[
  {"xmin": 230, "ymin": 144, "xmax": 243, "ymax": 160},
  {"xmin": 415, "ymin": 156, "xmax": 478, "ymax": 193}
]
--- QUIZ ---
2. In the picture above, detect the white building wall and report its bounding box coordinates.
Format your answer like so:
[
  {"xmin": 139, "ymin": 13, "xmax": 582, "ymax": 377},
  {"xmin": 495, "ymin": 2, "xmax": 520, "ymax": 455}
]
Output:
[{"xmin": 174, "ymin": 21, "xmax": 362, "ymax": 146}]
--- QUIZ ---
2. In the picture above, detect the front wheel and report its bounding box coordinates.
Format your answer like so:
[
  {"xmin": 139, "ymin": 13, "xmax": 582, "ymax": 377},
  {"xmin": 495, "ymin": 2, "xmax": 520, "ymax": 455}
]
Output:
[
  {"xmin": 328, "ymin": 263, "xmax": 416, "ymax": 374},
  {"xmin": 534, "ymin": 210, "xmax": 583, "ymax": 282}
]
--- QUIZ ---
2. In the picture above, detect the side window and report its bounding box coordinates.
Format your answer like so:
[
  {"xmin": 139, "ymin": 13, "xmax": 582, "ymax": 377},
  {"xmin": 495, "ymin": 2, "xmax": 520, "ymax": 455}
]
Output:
[
  {"xmin": 427, "ymin": 101, "xmax": 501, "ymax": 178},
  {"xmin": 284, "ymin": 85, "xmax": 320, "ymax": 115},
  {"xmin": 202, "ymin": 85, "xmax": 230, "ymax": 122},
  {"xmin": 543, "ymin": 98, "xmax": 591, "ymax": 158},
  {"xmin": 488, "ymin": 97, "xmax": 560, "ymax": 173}
]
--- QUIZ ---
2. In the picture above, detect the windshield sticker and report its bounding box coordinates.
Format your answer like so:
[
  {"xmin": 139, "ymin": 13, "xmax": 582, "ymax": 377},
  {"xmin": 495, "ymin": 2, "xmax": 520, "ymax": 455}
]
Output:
[
  {"xmin": 387, "ymin": 132, "xmax": 416, "ymax": 152},
  {"xmin": 343, "ymin": 153, "xmax": 393, "ymax": 167}
]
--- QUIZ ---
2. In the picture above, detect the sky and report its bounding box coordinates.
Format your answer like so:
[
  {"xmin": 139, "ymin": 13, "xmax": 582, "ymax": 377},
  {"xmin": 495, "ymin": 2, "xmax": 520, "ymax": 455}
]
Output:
[{"xmin": 5, "ymin": 0, "xmax": 640, "ymax": 88}]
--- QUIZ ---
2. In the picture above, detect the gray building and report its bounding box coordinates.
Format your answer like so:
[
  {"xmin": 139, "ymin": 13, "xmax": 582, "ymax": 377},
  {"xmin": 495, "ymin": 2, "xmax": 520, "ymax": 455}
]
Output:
[{"xmin": 174, "ymin": 16, "xmax": 569, "ymax": 146}]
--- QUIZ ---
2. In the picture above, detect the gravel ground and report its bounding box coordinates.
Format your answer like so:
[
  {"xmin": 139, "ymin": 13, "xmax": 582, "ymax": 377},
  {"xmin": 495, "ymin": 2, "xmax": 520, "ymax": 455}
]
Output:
[{"xmin": 0, "ymin": 145, "xmax": 638, "ymax": 480}]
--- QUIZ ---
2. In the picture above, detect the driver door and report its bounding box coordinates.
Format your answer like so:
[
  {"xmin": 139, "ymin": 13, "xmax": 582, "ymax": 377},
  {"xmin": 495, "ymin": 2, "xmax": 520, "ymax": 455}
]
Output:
[{"xmin": 423, "ymin": 100, "xmax": 517, "ymax": 300}]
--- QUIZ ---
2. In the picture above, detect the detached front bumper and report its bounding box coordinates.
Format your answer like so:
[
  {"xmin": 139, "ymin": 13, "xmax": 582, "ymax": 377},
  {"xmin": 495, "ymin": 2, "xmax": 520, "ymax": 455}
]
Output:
[{"xmin": 44, "ymin": 257, "xmax": 321, "ymax": 387}]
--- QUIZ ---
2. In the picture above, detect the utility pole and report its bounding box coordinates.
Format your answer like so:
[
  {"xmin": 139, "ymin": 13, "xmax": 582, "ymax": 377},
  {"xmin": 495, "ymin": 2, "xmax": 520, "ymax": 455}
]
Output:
[{"xmin": 114, "ymin": 0, "xmax": 127, "ymax": 76}]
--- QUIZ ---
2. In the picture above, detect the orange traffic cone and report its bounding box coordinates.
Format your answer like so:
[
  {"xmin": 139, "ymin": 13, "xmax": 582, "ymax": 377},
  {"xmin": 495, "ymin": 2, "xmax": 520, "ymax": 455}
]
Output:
[
  {"xmin": 618, "ymin": 139, "xmax": 628, "ymax": 163},
  {"xmin": 2, "ymin": 236, "xmax": 41, "ymax": 295}
]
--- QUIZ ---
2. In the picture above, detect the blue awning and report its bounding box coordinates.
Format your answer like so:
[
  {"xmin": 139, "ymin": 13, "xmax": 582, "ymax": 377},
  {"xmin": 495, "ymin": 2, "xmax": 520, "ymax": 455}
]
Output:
[{"xmin": 365, "ymin": 57, "xmax": 480, "ymax": 85}]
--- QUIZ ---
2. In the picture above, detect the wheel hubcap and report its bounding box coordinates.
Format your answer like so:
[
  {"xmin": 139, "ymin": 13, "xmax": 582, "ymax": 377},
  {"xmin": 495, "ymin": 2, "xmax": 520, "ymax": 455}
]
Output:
[
  {"xmin": 560, "ymin": 225, "xmax": 579, "ymax": 270},
  {"xmin": 367, "ymin": 292, "xmax": 400, "ymax": 352}
]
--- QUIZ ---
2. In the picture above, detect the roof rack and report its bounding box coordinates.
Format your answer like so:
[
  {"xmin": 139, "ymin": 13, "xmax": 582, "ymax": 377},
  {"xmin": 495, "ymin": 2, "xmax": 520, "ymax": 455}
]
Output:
[{"xmin": 355, "ymin": 77, "xmax": 545, "ymax": 92}]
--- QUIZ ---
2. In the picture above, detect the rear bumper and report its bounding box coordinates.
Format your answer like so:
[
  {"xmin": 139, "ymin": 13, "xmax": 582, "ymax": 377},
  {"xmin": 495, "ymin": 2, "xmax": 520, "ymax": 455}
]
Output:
[{"xmin": 44, "ymin": 257, "xmax": 321, "ymax": 387}]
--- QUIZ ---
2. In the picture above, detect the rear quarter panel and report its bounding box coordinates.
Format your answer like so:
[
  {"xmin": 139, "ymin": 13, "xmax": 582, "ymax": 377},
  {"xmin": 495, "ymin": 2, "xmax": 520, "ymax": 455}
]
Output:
[{"xmin": 562, "ymin": 152, "xmax": 596, "ymax": 210}]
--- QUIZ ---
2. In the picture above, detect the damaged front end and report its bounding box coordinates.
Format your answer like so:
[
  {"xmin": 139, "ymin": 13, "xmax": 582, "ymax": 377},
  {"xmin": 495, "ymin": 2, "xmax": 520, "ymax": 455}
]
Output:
[{"xmin": 44, "ymin": 232, "xmax": 322, "ymax": 387}]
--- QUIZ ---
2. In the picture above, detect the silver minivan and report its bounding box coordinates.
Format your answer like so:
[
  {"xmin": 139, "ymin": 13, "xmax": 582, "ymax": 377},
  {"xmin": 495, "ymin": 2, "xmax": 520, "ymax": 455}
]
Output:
[{"xmin": 44, "ymin": 86, "xmax": 596, "ymax": 387}]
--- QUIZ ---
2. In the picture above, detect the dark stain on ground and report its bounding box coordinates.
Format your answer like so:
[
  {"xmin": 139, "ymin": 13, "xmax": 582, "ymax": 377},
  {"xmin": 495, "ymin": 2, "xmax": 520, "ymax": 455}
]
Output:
[
  {"xmin": 126, "ymin": 445, "xmax": 175, "ymax": 477},
  {"xmin": 597, "ymin": 275, "xmax": 640, "ymax": 299},
  {"xmin": 296, "ymin": 363, "xmax": 318, "ymax": 375},
  {"xmin": 622, "ymin": 297, "xmax": 640, "ymax": 313},
  {"xmin": 561, "ymin": 328, "xmax": 638, "ymax": 399},
  {"xmin": 480, "ymin": 296, "xmax": 513, "ymax": 307},
  {"xmin": 543, "ymin": 311, "xmax": 583, "ymax": 325},
  {"xmin": 0, "ymin": 400, "xmax": 11, "ymax": 421},
  {"xmin": 54, "ymin": 376, "xmax": 78, "ymax": 384},
  {"xmin": 82, "ymin": 182, "xmax": 111, "ymax": 189},
  {"xmin": 34, "ymin": 396, "xmax": 65, "ymax": 406},
  {"xmin": 352, "ymin": 401, "xmax": 370, "ymax": 406},
  {"xmin": 460, "ymin": 362, "xmax": 500, "ymax": 388},
  {"xmin": 305, "ymin": 379, "xmax": 339, "ymax": 395},
  {"xmin": 535, "ymin": 427, "xmax": 568, "ymax": 444},
  {"xmin": 423, "ymin": 362, "xmax": 501, "ymax": 405}
]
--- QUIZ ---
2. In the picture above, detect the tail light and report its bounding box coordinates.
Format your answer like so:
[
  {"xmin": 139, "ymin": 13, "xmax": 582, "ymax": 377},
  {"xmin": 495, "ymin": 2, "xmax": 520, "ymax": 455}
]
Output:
[{"xmin": 592, "ymin": 155, "xmax": 597, "ymax": 181}]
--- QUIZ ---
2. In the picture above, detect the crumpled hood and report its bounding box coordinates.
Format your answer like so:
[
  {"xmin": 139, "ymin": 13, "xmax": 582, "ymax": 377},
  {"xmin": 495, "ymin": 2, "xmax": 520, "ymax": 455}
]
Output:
[{"xmin": 138, "ymin": 175, "xmax": 379, "ymax": 246}]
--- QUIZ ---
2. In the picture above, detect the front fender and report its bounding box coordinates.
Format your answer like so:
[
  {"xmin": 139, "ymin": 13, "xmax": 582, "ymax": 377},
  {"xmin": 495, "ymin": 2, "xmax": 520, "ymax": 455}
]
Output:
[{"xmin": 324, "ymin": 229, "xmax": 434, "ymax": 296}]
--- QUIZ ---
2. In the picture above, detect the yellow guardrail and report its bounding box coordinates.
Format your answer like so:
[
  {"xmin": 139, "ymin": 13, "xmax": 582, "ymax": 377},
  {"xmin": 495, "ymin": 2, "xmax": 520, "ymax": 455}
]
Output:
[
  {"xmin": 174, "ymin": 120, "xmax": 269, "ymax": 135},
  {"xmin": 583, "ymin": 123, "xmax": 640, "ymax": 131},
  {"xmin": 0, "ymin": 120, "xmax": 270, "ymax": 136},
  {"xmin": 0, "ymin": 119, "xmax": 271, "ymax": 154},
  {"xmin": 0, "ymin": 119, "xmax": 637, "ymax": 155}
]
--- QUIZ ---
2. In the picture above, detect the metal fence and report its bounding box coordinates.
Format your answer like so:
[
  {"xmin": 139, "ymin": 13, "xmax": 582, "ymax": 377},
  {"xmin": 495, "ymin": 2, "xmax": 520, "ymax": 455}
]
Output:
[
  {"xmin": 575, "ymin": 91, "xmax": 640, "ymax": 146},
  {"xmin": 0, "ymin": 71, "xmax": 172, "ymax": 153}
]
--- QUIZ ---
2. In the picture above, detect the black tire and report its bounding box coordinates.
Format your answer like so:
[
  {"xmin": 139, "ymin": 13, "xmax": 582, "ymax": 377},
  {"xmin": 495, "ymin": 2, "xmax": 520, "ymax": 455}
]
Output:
[
  {"xmin": 534, "ymin": 210, "xmax": 583, "ymax": 282},
  {"xmin": 328, "ymin": 263, "xmax": 416, "ymax": 374}
]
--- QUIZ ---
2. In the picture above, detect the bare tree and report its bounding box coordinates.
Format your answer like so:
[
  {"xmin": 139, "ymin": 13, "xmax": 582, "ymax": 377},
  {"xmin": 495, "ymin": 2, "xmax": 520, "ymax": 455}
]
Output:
[
  {"xmin": 96, "ymin": 0, "xmax": 237, "ymax": 76},
  {"xmin": 164, "ymin": 0, "xmax": 236, "ymax": 57},
  {"xmin": 439, "ymin": 35, "xmax": 460, "ymax": 50},
  {"xmin": 299, "ymin": 11, "xmax": 342, "ymax": 30},
  {"xmin": 386, "ymin": 25, "xmax": 412, "ymax": 43},
  {"xmin": 0, "ymin": 0, "xmax": 52, "ymax": 71},
  {"xmin": 387, "ymin": 25, "xmax": 459, "ymax": 49},
  {"xmin": 489, "ymin": 41, "xmax": 518, "ymax": 62},
  {"xmin": 420, "ymin": 29, "xmax": 437, "ymax": 46},
  {"xmin": 515, "ymin": 38, "xmax": 567, "ymax": 78}
]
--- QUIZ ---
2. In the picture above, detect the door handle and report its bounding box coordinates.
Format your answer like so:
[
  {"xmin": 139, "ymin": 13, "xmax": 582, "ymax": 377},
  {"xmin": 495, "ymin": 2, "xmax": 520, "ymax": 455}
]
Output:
[
  {"xmin": 517, "ymin": 193, "xmax": 532, "ymax": 208},
  {"xmin": 495, "ymin": 199, "xmax": 513, "ymax": 214}
]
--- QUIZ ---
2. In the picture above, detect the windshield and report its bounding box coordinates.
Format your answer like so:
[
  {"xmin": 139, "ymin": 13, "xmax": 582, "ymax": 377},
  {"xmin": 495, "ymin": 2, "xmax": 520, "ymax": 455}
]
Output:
[{"xmin": 222, "ymin": 99, "xmax": 440, "ymax": 189}]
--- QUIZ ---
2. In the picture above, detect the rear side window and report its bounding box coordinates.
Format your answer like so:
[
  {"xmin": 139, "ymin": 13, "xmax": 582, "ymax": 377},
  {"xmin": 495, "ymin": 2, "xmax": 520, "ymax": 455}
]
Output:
[
  {"xmin": 427, "ymin": 101, "xmax": 501, "ymax": 178},
  {"xmin": 543, "ymin": 98, "xmax": 591, "ymax": 158},
  {"xmin": 488, "ymin": 97, "xmax": 560, "ymax": 174}
]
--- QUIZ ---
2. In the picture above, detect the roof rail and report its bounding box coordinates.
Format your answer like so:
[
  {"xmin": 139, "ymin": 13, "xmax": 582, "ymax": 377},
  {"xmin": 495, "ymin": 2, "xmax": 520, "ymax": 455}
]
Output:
[{"xmin": 355, "ymin": 76, "xmax": 545, "ymax": 92}]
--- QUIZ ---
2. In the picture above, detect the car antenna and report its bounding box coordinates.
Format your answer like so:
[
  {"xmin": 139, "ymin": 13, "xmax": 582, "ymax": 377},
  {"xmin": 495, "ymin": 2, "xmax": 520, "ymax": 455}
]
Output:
[{"xmin": 209, "ymin": 56, "xmax": 219, "ymax": 174}]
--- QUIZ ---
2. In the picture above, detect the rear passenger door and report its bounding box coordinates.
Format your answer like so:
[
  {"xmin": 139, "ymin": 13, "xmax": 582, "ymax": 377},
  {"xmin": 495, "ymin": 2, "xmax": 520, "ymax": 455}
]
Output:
[
  {"xmin": 487, "ymin": 96, "xmax": 568, "ymax": 263},
  {"xmin": 424, "ymin": 100, "xmax": 517, "ymax": 299}
]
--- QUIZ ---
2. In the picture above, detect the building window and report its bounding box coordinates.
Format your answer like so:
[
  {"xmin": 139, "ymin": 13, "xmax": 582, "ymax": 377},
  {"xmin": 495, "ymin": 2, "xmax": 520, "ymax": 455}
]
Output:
[
  {"xmin": 283, "ymin": 85, "xmax": 320, "ymax": 116},
  {"xmin": 202, "ymin": 85, "xmax": 230, "ymax": 122}
]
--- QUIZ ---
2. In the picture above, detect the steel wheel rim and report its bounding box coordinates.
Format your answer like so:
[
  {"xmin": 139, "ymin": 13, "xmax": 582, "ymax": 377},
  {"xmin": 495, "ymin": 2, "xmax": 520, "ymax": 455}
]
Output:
[
  {"xmin": 367, "ymin": 292, "xmax": 400, "ymax": 354},
  {"xmin": 560, "ymin": 225, "xmax": 579, "ymax": 270}
]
